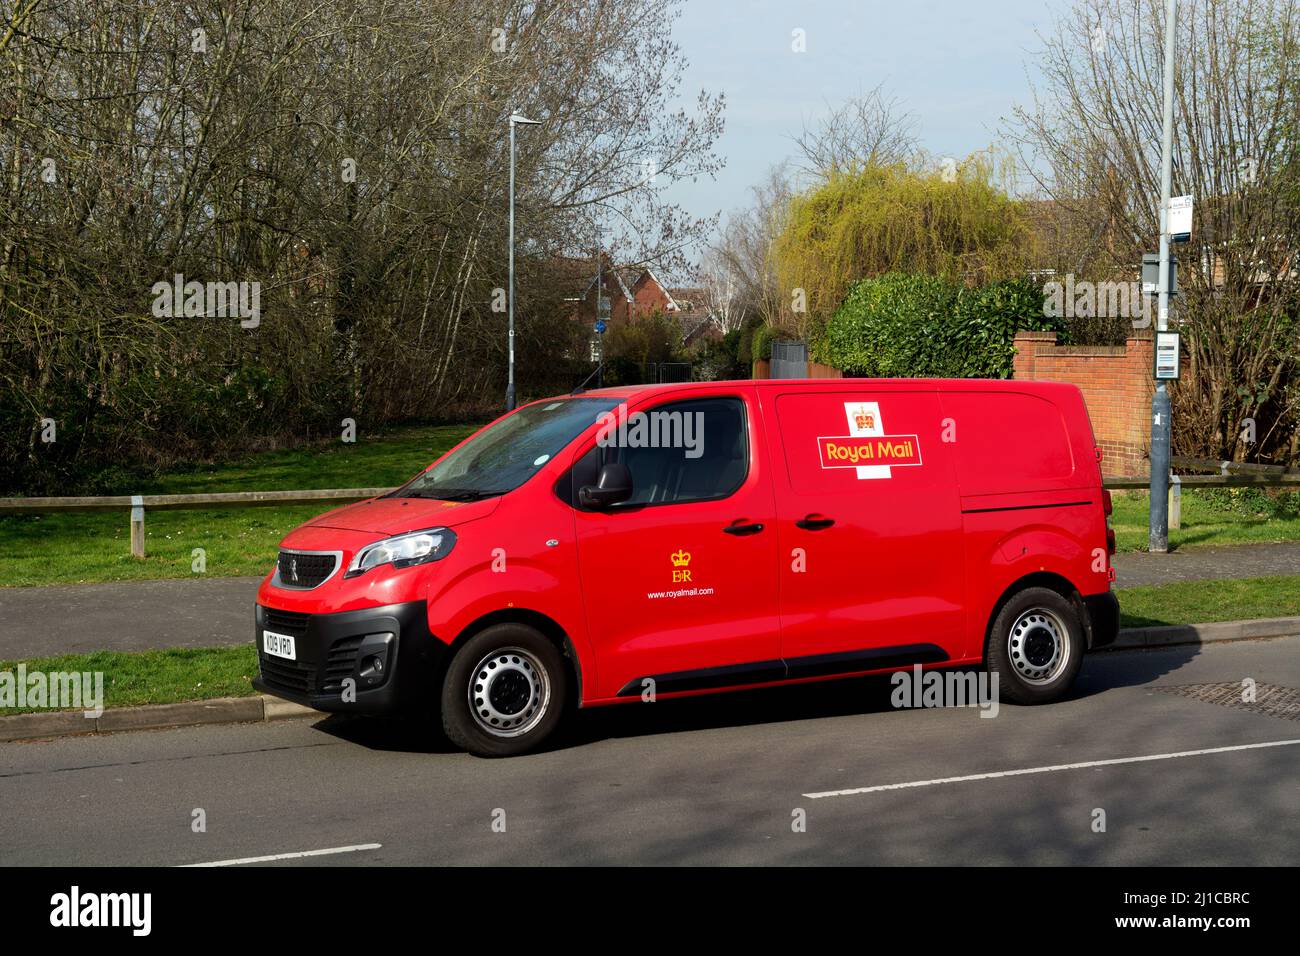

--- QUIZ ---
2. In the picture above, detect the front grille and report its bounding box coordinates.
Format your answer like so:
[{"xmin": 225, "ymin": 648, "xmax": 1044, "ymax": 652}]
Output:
[
  {"xmin": 263, "ymin": 607, "xmax": 311, "ymax": 635},
  {"xmin": 322, "ymin": 635, "xmax": 365, "ymax": 694},
  {"xmin": 258, "ymin": 655, "xmax": 317, "ymax": 696},
  {"xmin": 276, "ymin": 550, "xmax": 338, "ymax": 589}
]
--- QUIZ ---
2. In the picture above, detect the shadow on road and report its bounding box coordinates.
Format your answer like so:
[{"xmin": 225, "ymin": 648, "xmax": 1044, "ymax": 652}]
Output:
[{"xmin": 305, "ymin": 643, "xmax": 1202, "ymax": 756}]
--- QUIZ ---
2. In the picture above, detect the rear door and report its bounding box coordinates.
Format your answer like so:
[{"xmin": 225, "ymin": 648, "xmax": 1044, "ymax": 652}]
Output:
[
  {"xmin": 758, "ymin": 385, "xmax": 966, "ymax": 667},
  {"xmin": 569, "ymin": 387, "xmax": 781, "ymax": 699}
]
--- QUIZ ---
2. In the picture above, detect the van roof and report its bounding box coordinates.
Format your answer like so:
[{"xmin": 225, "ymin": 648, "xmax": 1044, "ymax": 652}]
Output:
[{"xmin": 563, "ymin": 378, "xmax": 1079, "ymax": 399}]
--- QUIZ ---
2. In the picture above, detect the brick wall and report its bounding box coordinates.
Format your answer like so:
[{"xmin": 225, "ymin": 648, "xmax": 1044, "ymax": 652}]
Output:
[{"xmin": 1012, "ymin": 331, "xmax": 1154, "ymax": 477}]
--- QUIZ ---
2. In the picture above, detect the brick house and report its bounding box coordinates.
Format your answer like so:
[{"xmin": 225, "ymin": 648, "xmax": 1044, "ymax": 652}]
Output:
[{"xmin": 566, "ymin": 254, "xmax": 719, "ymax": 356}]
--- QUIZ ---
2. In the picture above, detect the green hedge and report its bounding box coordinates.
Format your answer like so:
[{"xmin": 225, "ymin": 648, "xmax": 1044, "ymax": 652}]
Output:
[
  {"xmin": 812, "ymin": 272, "xmax": 1060, "ymax": 379},
  {"xmin": 751, "ymin": 324, "xmax": 779, "ymax": 362}
]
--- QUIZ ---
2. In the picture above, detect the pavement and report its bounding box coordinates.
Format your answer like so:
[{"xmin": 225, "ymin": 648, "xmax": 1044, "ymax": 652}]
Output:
[
  {"xmin": 1110, "ymin": 540, "xmax": 1300, "ymax": 588},
  {"xmin": 2, "ymin": 542, "xmax": 1297, "ymax": 660},
  {"xmin": 0, "ymin": 576, "xmax": 260, "ymax": 659},
  {"xmin": 2, "ymin": 635, "xmax": 1297, "ymax": 865}
]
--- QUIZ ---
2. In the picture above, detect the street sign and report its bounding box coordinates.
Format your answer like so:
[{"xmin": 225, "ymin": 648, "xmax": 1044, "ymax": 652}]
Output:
[
  {"xmin": 1141, "ymin": 253, "xmax": 1178, "ymax": 297},
  {"xmin": 1155, "ymin": 331, "xmax": 1180, "ymax": 380},
  {"xmin": 594, "ymin": 319, "xmax": 606, "ymax": 334},
  {"xmin": 1168, "ymin": 195, "xmax": 1193, "ymax": 243}
]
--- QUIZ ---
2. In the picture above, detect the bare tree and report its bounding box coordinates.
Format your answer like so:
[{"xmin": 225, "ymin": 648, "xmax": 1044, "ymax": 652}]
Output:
[
  {"xmin": 0, "ymin": 0, "xmax": 725, "ymax": 491},
  {"xmin": 695, "ymin": 246, "xmax": 746, "ymax": 333},
  {"xmin": 793, "ymin": 83, "xmax": 920, "ymax": 180},
  {"xmin": 1009, "ymin": 0, "xmax": 1300, "ymax": 464},
  {"xmin": 704, "ymin": 163, "xmax": 794, "ymax": 334}
]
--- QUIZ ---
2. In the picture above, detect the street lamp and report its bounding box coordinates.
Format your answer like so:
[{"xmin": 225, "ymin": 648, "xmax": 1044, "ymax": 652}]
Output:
[
  {"xmin": 506, "ymin": 111, "xmax": 541, "ymax": 412},
  {"xmin": 1149, "ymin": 0, "xmax": 1177, "ymax": 552}
]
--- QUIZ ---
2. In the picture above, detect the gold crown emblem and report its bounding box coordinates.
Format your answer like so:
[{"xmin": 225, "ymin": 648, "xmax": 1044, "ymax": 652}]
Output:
[
  {"xmin": 670, "ymin": 549, "xmax": 691, "ymax": 568},
  {"xmin": 855, "ymin": 412, "xmax": 875, "ymax": 430}
]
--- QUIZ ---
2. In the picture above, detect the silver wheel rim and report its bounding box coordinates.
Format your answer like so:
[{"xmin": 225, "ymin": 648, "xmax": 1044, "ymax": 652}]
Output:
[
  {"xmin": 468, "ymin": 647, "xmax": 551, "ymax": 738},
  {"xmin": 1007, "ymin": 608, "xmax": 1071, "ymax": 686}
]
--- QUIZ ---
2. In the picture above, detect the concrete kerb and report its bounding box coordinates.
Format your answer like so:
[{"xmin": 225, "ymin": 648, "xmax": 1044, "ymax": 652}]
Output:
[
  {"xmin": 0, "ymin": 694, "xmax": 318, "ymax": 742},
  {"xmin": 1103, "ymin": 616, "xmax": 1300, "ymax": 650}
]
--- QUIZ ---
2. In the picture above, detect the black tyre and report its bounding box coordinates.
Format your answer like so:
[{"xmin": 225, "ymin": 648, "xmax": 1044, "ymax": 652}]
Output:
[
  {"xmin": 441, "ymin": 623, "xmax": 569, "ymax": 757},
  {"xmin": 985, "ymin": 586, "xmax": 1085, "ymax": 704}
]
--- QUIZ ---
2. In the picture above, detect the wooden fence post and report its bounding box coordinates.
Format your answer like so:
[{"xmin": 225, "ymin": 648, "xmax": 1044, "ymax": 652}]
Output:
[
  {"xmin": 130, "ymin": 495, "xmax": 145, "ymax": 558},
  {"xmin": 1168, "ymin": 475, "xmax": 1181, "ymax": 530}
]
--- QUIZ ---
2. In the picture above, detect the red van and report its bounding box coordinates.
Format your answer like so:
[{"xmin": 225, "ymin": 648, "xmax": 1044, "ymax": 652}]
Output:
[{"xmin": 254, "ymin": 380, "xmax": 1119, "ymax": 756}]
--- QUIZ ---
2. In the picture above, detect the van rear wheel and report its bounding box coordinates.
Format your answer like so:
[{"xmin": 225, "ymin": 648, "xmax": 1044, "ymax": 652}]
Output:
[
  {"xmin": 986, "ymin": 586, "xmax": 1084, "ymax": 704},
  {"xmin": 441, "ymin": 623, "xmax": 569, "ymax": 757}
]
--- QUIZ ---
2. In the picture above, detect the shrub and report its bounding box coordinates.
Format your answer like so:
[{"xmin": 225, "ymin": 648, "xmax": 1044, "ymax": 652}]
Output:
[
  {"xmin": 814, "ymin": 272, "xmax": 1060, "ymax": 379},
  {"xmin": 692, "ymin": 329, "xmax": 748, "ymax": 381},
  {"xmin": 751, "ymin": 324, "xmax": 779, "ymax": 363}
]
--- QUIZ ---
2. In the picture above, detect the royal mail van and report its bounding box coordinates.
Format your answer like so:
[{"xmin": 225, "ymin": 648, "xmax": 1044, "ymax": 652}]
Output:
[{"xmin": 254, "ymin": 380, "xmax": 1119, "ymax": 756}]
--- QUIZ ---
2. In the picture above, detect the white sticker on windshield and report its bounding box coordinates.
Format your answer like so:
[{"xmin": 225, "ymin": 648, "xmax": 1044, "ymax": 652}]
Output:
[
  {"xmin": 533, "ymin": 454, "xmax": 550, "ymax": 466},
  {"xmin": 543, "ymin": 402, "xmax": 562, "ymax": 411}
]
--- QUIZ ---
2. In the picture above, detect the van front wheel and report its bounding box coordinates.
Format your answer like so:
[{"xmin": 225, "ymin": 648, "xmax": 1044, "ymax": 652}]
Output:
[
  {"xmin": 441, "ymin": 623, "xmax": 569, "ymax": 757},
  {"xmin": 986, "ymin": 587, "xmax": 1085, "ymax": 704}
]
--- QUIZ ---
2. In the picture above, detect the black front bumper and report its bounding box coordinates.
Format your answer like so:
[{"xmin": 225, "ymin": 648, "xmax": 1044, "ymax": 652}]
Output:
[
  {"xmin": 1084, "ymin": 591, "xmax": 1121, "ymax": 648},
  {"xmin": 253, "ymin": 600, "xmax": 445, "ymax": 714}
]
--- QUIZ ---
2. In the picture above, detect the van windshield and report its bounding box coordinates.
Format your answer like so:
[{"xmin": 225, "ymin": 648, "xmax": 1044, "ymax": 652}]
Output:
[{"xmin": 394, "ymin": 397, "xmax": 621, "ymax": 501}]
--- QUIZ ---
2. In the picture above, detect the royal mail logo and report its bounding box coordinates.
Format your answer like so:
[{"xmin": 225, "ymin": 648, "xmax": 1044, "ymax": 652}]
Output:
[
  {"xmin": 818, "ymin": 435, "xmax": 922, "ymax": 468},
  {"xmin": 820, "ymin": 401, "xmax": 923, "ymax": 479}
]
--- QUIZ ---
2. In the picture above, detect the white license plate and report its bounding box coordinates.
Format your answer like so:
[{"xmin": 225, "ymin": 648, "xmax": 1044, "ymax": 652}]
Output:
[{"xmin": 262, "ymin": 630, "xmax": 297, "ymax": 661}]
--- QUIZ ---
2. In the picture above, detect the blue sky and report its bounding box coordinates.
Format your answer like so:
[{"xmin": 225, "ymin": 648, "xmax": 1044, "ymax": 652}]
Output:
[{"xmin": 665, "ymin": 0, "xmax": 1068, "ymax": 227}]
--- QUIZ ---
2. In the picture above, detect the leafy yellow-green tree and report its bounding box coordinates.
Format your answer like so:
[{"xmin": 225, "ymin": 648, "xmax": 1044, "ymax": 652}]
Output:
[{"xmin": 773, "ymin": 154, "xmax": 1034, "ymax": 337}]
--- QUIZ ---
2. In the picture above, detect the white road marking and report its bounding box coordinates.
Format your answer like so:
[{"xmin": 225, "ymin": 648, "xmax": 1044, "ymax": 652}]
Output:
[
  {"xmin": 181, "ymin": 843, "xmax": 382, "ymax": 867},
  {"xmin": 803, "ymin": 738, "xmax": 1300, "ymax": 799}
]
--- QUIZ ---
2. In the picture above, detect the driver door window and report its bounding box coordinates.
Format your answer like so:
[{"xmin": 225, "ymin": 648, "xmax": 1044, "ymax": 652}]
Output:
[{"xmin": 567, "ymin": 397, "xmax": 748, "ymax": 508}]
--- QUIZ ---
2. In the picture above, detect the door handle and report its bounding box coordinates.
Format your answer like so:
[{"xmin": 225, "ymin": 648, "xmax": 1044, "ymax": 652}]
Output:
[
  {"xmin": 795, "ymin": 514, "xmax": 835, "ymax": 531},
  {"xmin": 723, "ymin": 521, "xmax": 765, "ymax": 536}
]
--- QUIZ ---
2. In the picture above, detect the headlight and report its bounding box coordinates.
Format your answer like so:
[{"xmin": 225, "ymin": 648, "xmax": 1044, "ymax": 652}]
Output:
[{"xmin": 346, "ymin": 527, "xmax": 456, "ymax": 577}]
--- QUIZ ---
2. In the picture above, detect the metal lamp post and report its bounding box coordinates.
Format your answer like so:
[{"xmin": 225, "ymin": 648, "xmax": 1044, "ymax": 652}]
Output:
[
  {"xmin": 1149, "ymin": 0, "xmax": 1177, "ymax": 552},
  {"xmin": 506, "ymin": 112, "xmax": 541, "ymax": 411}
]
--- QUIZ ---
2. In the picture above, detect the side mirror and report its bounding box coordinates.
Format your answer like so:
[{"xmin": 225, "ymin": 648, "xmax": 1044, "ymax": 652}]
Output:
[{"xmin": 579, "ymin": 462, "xmax": 633, "ymax": 509}]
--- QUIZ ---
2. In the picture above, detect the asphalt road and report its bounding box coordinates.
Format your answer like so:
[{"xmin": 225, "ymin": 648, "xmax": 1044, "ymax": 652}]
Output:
[
  {"xmin": 2, "ymin": 636, "xmax": 1297, "ymax": 865},
  {"xmin": 3, "ymin": 541, "xmax": 1299, "ymax": 660}
]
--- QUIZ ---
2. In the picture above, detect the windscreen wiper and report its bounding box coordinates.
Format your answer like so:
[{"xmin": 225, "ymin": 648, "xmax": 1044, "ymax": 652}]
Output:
[
  {"xmin": 428, "ymin": 489, "xmax": 501, "ymax": 502},
  {"xmin": 391, "ymin": 487, "xmax": 502, "ymax": 502}
]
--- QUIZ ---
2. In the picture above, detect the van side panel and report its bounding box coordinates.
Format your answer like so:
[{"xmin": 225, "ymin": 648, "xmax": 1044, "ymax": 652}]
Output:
[
  {"xmin": 939, "ymin": 384, "xmax": 1111, "ymax": 658},
  {"xmin": 758, "ymin": 384, "xmax": 967, "ymax": 663}
]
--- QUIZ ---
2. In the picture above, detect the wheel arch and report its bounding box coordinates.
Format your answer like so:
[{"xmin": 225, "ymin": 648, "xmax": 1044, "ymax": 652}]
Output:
[
  {"xmin": 450, "ymin": 608, "xmax": 585, "ymax": 706},
  {"xmin": 982, "ymin": 571, "xmax": 1092, "ymax": 661}
]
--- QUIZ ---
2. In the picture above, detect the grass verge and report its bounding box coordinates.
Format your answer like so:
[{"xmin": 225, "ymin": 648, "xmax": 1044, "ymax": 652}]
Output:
[
  {"xmin": 0, "ymin": 423, "xmax": 477, "ymax": 587},
  {"xmin": 1116, "ymin": 574, "xmax": 1300, "ymax": 628},
  {"xmin": 1, "ymin": 646, "xmax": 258, "ymax": 715},
  {"xmin": 1111, "ymin": 487, "xmax": 1300, "ymax": 552}
]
